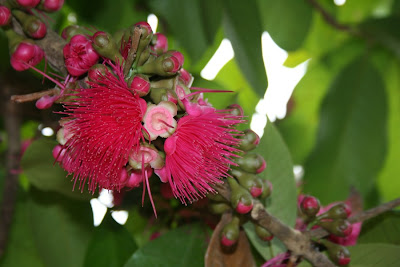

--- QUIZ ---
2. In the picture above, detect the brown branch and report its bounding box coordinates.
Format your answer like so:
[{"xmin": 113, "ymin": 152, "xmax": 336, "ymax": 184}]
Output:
[
  {"xmin": 311, "ymin": 197, "xmax": 400, "ymax": 239},
  {"xmin": 123, "ymin": 27, "xmax": 141, "ymax": 76},
  {"xmin": 306, "ymin": 0, "xmax": 360, "ymax": 36},
  {"xmin": 213, "ymin": 183, "xmax": 336, "ymax": 267},
  {"xmin": 11, "ymin": 88, "xmax": 59, "ymax": 103},
  {"xmin": 0, "ymin": 82, "xmax": 21, "ymax": 258}
]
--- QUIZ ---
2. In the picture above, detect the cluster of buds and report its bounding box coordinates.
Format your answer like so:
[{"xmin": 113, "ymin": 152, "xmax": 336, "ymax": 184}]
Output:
[
  {"xmin": 206, "ymin": 128, "xmax": 272, "ymax": 247},
  {"xmin": 298, "ymin": 195, "xmax": 360, "ymax": 265},
  {"xmin": 2, "ymin": 0, "xmax": 64, "ymax": 71},
  {"xmin": 50, "ymin": 20, "xmax": 246, "ymax": 217}
]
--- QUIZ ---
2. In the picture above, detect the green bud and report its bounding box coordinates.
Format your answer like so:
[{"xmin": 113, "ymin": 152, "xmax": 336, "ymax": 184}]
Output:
[
  {"xmin": 227, "ymin": 177, "xmax": 254, "ymax": 214},
  {"xmin": 221, "ymin": 216, "xmax": 240, "ymax": 247},
  {"xmin": 92, "ymin": 31, "xmax": 123, "ymax": 63},
  {"xmin": 317, "ymin": 219, "xmax": 352, "ymax": 237},
  {"xmin": 254, "ymin": 224, "xmax": 274, "ymax": 241},
  {"xmin": 238, "ymin": 129, "xmax": 260, "ymax": 151},
  {"xmin": 230, "ymin": 169, "xmax": 263, "ymax": 198},
  {"xmin": 209, "ymin": 202, "xmax": 231, "ymax": 214},
  {"xmin": 206, "ymin": 192, "xmax": 226, "ymax": 202},
  {"xmin": 234, "ymin": 153, "xmax": 266, "ymax": 174},
  {"xmin": 320, "ymin": 203, "xmax": 351, "ymax": 220},
  {"xmin": 320, "ymin": 239, "xmax": 351, "ymax": 266}
]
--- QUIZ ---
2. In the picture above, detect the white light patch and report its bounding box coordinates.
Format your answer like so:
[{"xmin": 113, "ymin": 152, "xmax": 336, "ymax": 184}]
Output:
[
  {"xmin": 250, "ymin": 32, "xmax": 308, "ymax": 137},
  {"xmin": 41, "ymin": 127, "xmax": 54, "ymax": 136},
  {"xmin": 200, "ymin": 39, "xmax": 234, "ymax": 80},
  {"xmin": 67, "ymin": 13, "xmax": 77, "ymax": 24},
  {"xmin": 90, "ymin": 199, "xmax": 107, "ymax": 226},
  {"xmin": 334, "ymin": 0, "xmax": 346, "ymax": 6},
  {"xmin": 112, "ymin": 210, "xmax": 129, "ymax": 225},
  {"xmin": 147, "ymin": 14, "xmax": 158, "ymax": 32},
  {"xmin": 98, "ymin": 189, "xmax": 114, "ymax": 208},
  {"xmin": 293, "ymin": 165, "xmax": 304, "ymax": 183}
]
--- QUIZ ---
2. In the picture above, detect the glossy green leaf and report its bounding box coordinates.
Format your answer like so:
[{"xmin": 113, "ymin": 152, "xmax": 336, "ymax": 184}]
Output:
[
  {"xmin": 28, "ymin": 189, "xmax": 94, "ymax": 267},
  {"xmin": 149, "ymin": 0, "xmax": 222, "ymax": 63},
  {"xmin": 349, "ymin": 244, "xmax": 400, "ymax": 267},
  {"xmin": 124, "ymin": 224, "xmax": 208, "ymax": 267},
  {"xmin": 21, "ymin": 138, "xmax": 92, "ymax": 200},
  {"xmin": 244, "ymin": 121, "xmax": 297, "ymax": 260},
  {"xmin": 257, "ymin": 0, "xmax": 313, "ymax": 51},
  {"xmin": 84, "ymin": 214, "xmax": 138, "ymax": 267},
  {"xmin": 223, "ymin": 0, "xmax": 267, "ymax": 97},
  {"xmin": 0, "ymin": 192, "xmax": 44, "ymax": 267},
  {"xmin": 358, "ymin": 211, "xmax": 400, "ymax": 245},
  {"xmin": 303, "ymin": 56, "xmax": 387, "ymax": 205}
]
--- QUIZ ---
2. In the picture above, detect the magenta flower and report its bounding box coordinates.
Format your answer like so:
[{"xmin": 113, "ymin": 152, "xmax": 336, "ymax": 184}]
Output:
[
  {"xmin": 57, "ymin": 62, "xmax": 146, "ymax": 192},
  {"xmin": 163, "ymin": 107, "xmax": 242, "ymax": 204}
]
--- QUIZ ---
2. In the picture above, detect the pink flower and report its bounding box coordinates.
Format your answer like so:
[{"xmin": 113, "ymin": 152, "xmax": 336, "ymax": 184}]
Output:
[
  {"xmin": 163, "ymin": 107, "xmax": 242, "ymax": 204},
  {"xmin": 10, "ymin": 42, "xmax": 44, "ymax": 71},
  {"xmin": 57, "ymin": 62, "xmax": 146, "ymax": 192},
  {"xmin": 63, "ymin": 34, "xmax": 99, "ymax": 76}
]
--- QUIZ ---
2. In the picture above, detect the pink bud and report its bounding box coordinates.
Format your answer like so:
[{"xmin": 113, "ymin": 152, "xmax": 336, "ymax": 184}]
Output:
[
  {"xmin": 151, "ymin": 33, "xmax": 168, "ymax": 54},
  {"xmin": 163, "ymin": 55, "xmax": 181, "ymax": 74},
  {"xmin": 126, "ymin": 168, "xmax": 153, "ymax": 188},
  {"xmin": 179, "ymin": 68, "xmax": 192, "ymax": 86},
  {"xmin": 42, "ymin": 0, "xmax": 64, "ymax": 12},
  {"xmin": 301, "ymin": 196, "xmax": 320, "ymax": 210},
  {"xmin": 250, "ymin": 186, "xmax": 263, "ymax": 198},
  {"xmin": 236, "ymin": 200, "xmax": 253, "ymax": 214},
  {"xmin": 30, "ymin": 20, "xmax": 47, "ymax": 39},
  {"xmin": 338, "ymin": 255, "xmax": 351, "ymax": 266},
  {"xmin": 35, "ymin": 95, "xmax": 57, "ymax": 109},
  {"xmin": 0, "ymin": 6, "xmax": 11, "ymax": 26},
  {"xmin": 256, "ymin": 158, "xmax": 266, "ymax": 173},
  {"xmin": 130, "ymin": 75, "xmax": 150, "ymax": 96},
  {"xmin": 221, "ymin": 235, "xmax": 236, "ymax": 247},
  {"xmin": 52, "ymin": 144, "xmax": 65, "ymax": 162},
  {"xmin": 168, "ymin": 51, "xmax": 184, "ymax": 66},
  {"xmin": 228, "ymin": 104, "xmax": 244, "ymax": 117},
  {"xmin": 10, "ymin": 42, "xmax": 44, "ymax": 71},
  {"xmin": 135, "ymin": 21, "xmax": 152, "ymax": 37},
  {"xmin": 16, "ymin": 0, "xmax": 40, "ymax": 8}
]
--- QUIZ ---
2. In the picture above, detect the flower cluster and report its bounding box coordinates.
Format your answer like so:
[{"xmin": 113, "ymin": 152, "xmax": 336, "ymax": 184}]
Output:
[{"xmin": 51, "ymin": 21, "xmax": 244, "ymax": 215}]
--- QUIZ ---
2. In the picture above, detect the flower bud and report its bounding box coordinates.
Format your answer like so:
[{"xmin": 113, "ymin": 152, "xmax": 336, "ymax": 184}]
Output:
[
  {"xmin": 0, "ymin": 6, "xmax": 11, "ymax": 26},
  {"xmin": 228, "ymin": 177, "xmax": 253, "ymax": 214},
  {"xmin": 230, "ymin": 169, "xmax": 263, "ymax": 198},
  {"xmin": 235, "ymin": 153, "xmax": 266, "ymax": 174},
  {"xmin": 165, "ymin": 50, "xmax": 184, "ymax": 67},
  {"xmin": 135, "ymin": 21, "xmax": 153, "ymax": 40},
  {"xmin": 151, "ymin": 33, "xmax": 168, "ymax": 55},
  {"xmin": 12, "ymin": 10, "xmax": 47, "ymax": 39},
  {"xmin": 179, "ymin": 68, "xmax": 192, "ymax": 87},
  {"xmin": 238, "ymin": 129, "xmax": 260, "ymax": 151},
  {"xmin": 15, "ymin": 0, "xmax": 40, "ymax": 8},
  {"xmin": 260, "ymin": 179, "xmax": 273, "ymax": 199},
  {"xmin": 129, "ymin": 74, "xmax": 150, "ymax": 96},
  {"xmin": 52, "ymin": 144, "xmax": 65, "ymax": 162},
  {"xmin": 38, "ymin": 0, "xmax": 64, "ymax": 12},
  {"xmin": 221, "ymin": 216, "xmax": 240, "ymax": 247},
  {"xmin": 320, "ymin": 240, "xmax": 351, "ymax": 266},
  {"xmin": 92, "ymin": 31, "xmax": 123, "ymax": 63},
  {"xmin": 61, "ymin": 25, "xmax": 85, "ymax": 41},
  {"xmin": 300, "ymin": 195, "xmax": 320, "ymax": 218},
  {"xmin": 126, "ymin": 168, "xmax": 153, "ymax": 188},
  {"xmin": 137, "ymin": 53, "xmax": 182, "ymax": 76},
  {"xmin": 35, "ymin": 95, "xmax": 58, "ymax": 109},
  {"xmin": 209, "ymin": 202, "xmax": 231, "ymax": 214},
  {"xmin": 88, "ymin": 64, "xmax": 107, "ymax": 81},
  {"xmin": 227, "ymin": 104, "xmax": 244, "ymax": 117},
  {"xmin": 143, "ymin": 101, "xmax": 177, "ymax": 141},
  {"xmin": 10, "ymin": 41, "xmax": 44, "ymax": 71},
  {"xmin": 206, "ymin": 192, "xmax": 226, "ymax": 202},
  {"xmin": 254, "ymin": 224, "xmax": 274, "ymax": 241},
  {"xmin": 64, "ymin": 34, "xmax": 100, "ymax": 76},
  {"xmin": 318, "ymin": 219, "xmax": 353, "ymax": 237},
  {"xmin": 321, "ymin": 203, "xmax": 351, "ymax": 220}
]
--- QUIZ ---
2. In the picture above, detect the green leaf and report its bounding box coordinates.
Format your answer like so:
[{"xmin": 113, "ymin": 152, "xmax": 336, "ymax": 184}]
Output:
[
  {"xmin": 257, "ymin": 0, "xmax": 313, "ymax": 51},
  {"xmin": 84, "ymin": 214, "xmax": 138, "ymax": 267},
  {"xmin": 358, "ymin": 211, "xmax": 400, "ymax": 245},
  {"xmin": 223, "ymin": 0, "xmax": 267, "ymax": 97},
  {"xmin": 0, "ymin": 192, "xmax": 44, "ymax": 267},
  {"xmin": 349, "ymin": 244, "xmax": 400, "ymax": 267},
  {"xmin": 359, "ymin": 17, "xmax": 400, "ymax": 59},
  {"xmin": 21, "ymin": 138, "xmax": 92, "ymax": 200},
  {"xmin": 124, "ymin": 224, "xmax": 209, "ymax": 267},
  {"xmin": 244, "ymin": 121, "xmax": 297, "ymax": 260},
  {"xmin": 28, "ymin": 188, "xmax": 94, "ymax": 267},
  {"xmin": 336, "ymin": 0, "xmax": 379, "ymax": 23},
  {"xmin": 303, "ymin": 56, "xmax": 387, "ymax": 205},
  {"xmin": 149, "ymin": 0, "xmax": 222, "ymax": 63}
]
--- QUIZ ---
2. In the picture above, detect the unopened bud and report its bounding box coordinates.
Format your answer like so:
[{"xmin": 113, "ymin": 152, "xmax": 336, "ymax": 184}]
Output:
[
  {"xmin": 126, "ymin": 168, "xmax": 153, "ymax": 188},
  {"xmin": 15, "ymin": 0, "xmax": 40, "ymax": 8},
  {"xmin": 318, "ymin": 219, "xmax": 353, "ymax": 237},
  {"xmin": 239, "ymin": 129, "xmax": 260, "ymax": 151},
  {"xmin": 137, "ymin": 53, "xmax": 182, "ymax": 76},
  {"xmin": 228, "ymin": 177, "xmax": 254, "ymax": 214},
  {"xmin": 221, "ymin": 216, "xmax": 240, "ymax": 247},
  {"xmin": 209, "ymin": 202, "xmax": 231, "ymax": 214},
  {"xmin": 254, "ymin": 224, "xmax": 274, "ymax": 241},
  {"xmin": 179, "ymin": 68, "xmax": 192, "ymax": 87},
  {"xmin": 235, "ymin": 153, "xmax": 266, "ymax": 174},
  {"xmin": 61, "ymin": 25, "xmax": 85, "ymax": 41},
  {"xmin": 300, "ymin": 195, "xmax": 320, "ymax": 218},
  {"xmin": 230, "ymin": 169, "xmax": 263, "ymax": 198},
  {"xmin": 227, "ymin": 104, "xmax": 244, "ymax": 117},
  {"xmin": 151, "ymin": 33, "xmax": 168, "ymax": 54},
  {"xmin": 38, "ymin": 0, "xmax": 64, "ymax": 12},
  {"xmin": 320, "ymin": 240, "xmax": 351, "ymax": 266},
  {"xmin": 322, "ymin": 203, "xmax": 351, "ymax": 220},
  {"xmin": 92, "ymin": 31, "xmax": 123, "ymax": 63},
  {"xmin": 0, "ymin": 6, "xmax": 11, "ymax": 26},
  {"xmin": 12, "ymin": 10, "xmax": 47, "ymax": 39},
  {"xmin": 129, "ymin": 74, "xmax": 150, "ymax": 96},
  {"xmin": 260, "ymin": 180, "xmax": 273, "ymax": 199},
  {"xmin": 88, "ymin": 64, "xmax": 107, "ymax": 81},
  {"xmin": 36, "ymin": 95, "xmax": 58, "ymax": 109},
  {"xmin": 10, "ymin": 41, "xmax": 44, "ymax": 71}
]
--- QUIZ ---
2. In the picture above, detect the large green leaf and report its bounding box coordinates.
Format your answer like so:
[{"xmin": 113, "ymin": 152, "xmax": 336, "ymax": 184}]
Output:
[
  {"xmin": 84, "ymin": 214, "xmax": 138, "ymax": 267},
  {"xmin": 303, "ymin": 56, "xmax": 387, "ymax": 205},
  {"xmin": 21, "ymin": 138, "xmax": 92, "ymax": 200},
  {"xmin": 223, "ymin": 0, "xmax": 267, "ymax": 97},
  {"xmin": 244, "ymin": 121, "xmax": 297, "ymax": 260},
  {"xmin": 124, "ymin": 224, "xmax": 208, "ymax": 267},
  {"xmin": 28, "ymin": 189, "xmax": 94, "ymax": 267},
  {"xmin": 349, "ymin": 244, "xmax": 400, "ymax": 267},
  {"xmin": 358, "ymin": 211, "xmax": 400, "ymax": 245},
  {"xmin": 257, "ymin": 0, "xmax": 312, "ymax": 51},
  {"xmin": 148, "ymin": 0, "xmax": 222, "ymax": 63},
  {"xmin": 0, "ymin": 192, "xmax": 44, "ymax": 267}
]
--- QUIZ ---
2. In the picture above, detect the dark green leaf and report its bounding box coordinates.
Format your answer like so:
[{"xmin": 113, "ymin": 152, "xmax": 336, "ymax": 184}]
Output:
[
  {"xmin": 257, "ymin": 0, "xmax": 313, "ymax": 51},
  {"xmin": 349, "ymin": 244, "xmax": 400, "ymax": 267},
  {"xmin": 28, "ymin": 189, "xmax": 94, "ymax": 267},
  {"xmin": 223, "ymin": 0, "xmax": 267, "ymax": 97},
  {"xmin": 84, "ymin": 214, "xmax": 138, "ymax": 267},
  {"xmin": 124, "ymin": 224, "xmax": 209, "ymax": 267},
  {"xmin": 21, "ymin": 138, "xmax": 93, "ymax": 200},
  {"xmin": 358, "ymin": 211, "xmax": 400, "ymax": 245},
  {"xmin": 244, "ymin": 121, "xmax": 297, "ymax": 260},
  {"xmin": 149, "ymin": 0, "xmax": 222, "ymax": 63},
  {"xmin": 303, "ymin": 56, "xmax": 387, "ymax": 205}
]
